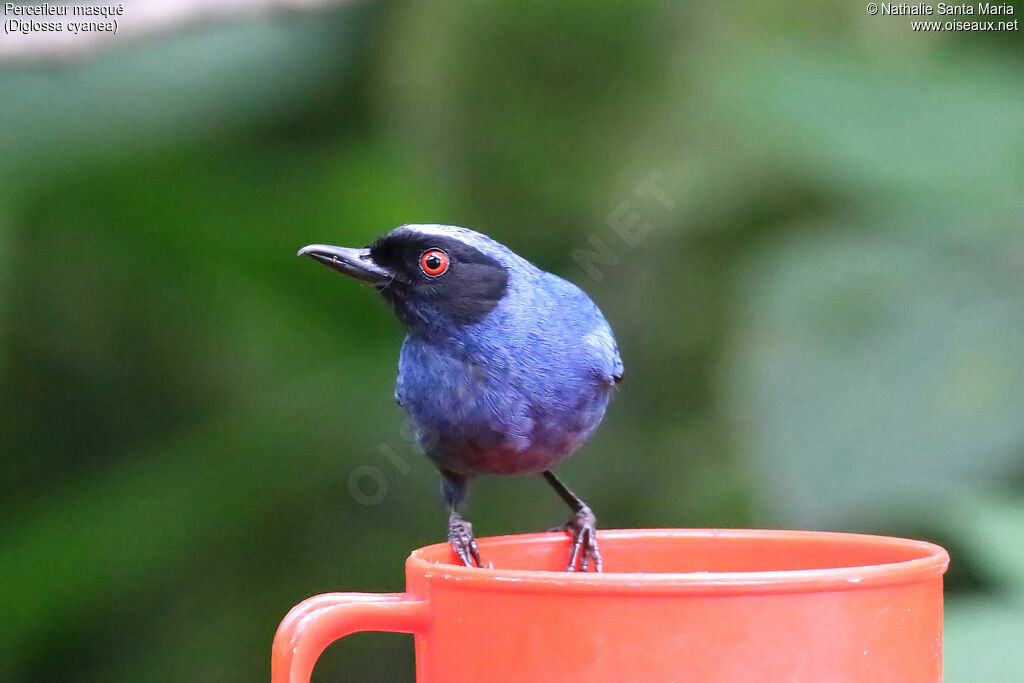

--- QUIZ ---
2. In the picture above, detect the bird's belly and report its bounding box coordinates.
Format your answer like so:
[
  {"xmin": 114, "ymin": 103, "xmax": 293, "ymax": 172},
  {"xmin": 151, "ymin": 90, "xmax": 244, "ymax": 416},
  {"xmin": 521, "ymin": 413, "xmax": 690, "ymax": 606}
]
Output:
[
  {"xmin": 433, "ymin": 442, "xmax": 563, "ymax": 476},
  {"xmin": 408, "ymin": 385, "xmax": 611, "ymax": 476}
]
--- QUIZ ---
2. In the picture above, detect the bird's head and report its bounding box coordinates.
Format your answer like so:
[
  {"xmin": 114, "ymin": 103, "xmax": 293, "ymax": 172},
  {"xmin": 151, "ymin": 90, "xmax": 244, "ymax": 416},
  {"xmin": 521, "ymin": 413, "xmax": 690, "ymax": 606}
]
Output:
[{"xmin": 299, "ymin": 224, "xmax": 520, "ymax": 333}]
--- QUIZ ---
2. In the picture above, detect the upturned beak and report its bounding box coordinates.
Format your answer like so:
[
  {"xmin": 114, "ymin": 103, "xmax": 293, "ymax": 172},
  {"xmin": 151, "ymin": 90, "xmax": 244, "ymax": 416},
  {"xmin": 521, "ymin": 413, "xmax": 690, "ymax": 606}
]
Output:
[{"xmin": 297, "ymin": 244, "xmax": 392, "ymax": 285}]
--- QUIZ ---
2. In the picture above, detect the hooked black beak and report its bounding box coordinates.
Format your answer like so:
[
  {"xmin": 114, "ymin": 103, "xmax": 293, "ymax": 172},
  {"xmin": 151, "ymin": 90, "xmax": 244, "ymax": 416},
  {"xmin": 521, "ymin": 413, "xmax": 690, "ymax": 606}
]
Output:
[{"xmin": 297, "ymin": 244, "xmax": 392, "ymax": 285}]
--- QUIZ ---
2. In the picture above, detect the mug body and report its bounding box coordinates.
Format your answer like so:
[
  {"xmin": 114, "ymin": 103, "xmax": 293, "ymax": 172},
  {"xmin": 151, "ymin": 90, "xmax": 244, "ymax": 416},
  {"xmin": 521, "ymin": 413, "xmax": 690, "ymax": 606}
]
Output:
[{"xmin": 406, "ymin": 529, "xmax": 946, "ymax": 682}]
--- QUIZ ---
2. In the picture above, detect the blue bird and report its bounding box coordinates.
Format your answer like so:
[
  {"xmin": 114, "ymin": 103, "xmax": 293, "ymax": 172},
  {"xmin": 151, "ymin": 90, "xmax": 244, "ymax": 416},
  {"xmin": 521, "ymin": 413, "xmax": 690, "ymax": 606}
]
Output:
[{"xmin": 299, "ymin": 225, "xmax": 622, "ymax": 571}]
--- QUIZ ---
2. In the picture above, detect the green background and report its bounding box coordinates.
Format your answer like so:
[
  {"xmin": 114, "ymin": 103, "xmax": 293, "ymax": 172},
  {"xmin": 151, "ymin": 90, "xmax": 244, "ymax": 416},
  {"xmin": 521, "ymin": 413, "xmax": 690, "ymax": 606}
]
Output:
[{"xmin": 1, "ymin": 1, "xmax": 1022, "ymax": 680}]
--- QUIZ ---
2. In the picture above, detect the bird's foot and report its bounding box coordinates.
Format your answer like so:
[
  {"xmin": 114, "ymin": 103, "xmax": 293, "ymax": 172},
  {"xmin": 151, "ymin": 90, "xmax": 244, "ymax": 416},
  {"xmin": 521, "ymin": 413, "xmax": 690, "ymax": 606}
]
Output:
[
  {"xmin": 448, "ymin": 512, "xmax": 485, "ymax": 568},
  {"xmin": 561, "ymin": 505, "xmax": 602, "ymax": 572}
]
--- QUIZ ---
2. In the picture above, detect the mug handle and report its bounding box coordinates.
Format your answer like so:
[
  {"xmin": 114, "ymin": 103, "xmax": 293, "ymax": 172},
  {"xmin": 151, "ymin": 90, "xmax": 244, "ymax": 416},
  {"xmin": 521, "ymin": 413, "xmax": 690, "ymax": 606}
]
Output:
[{"xmin": 271, "ymin": 592, "xmax": 429, "ymax": 682}]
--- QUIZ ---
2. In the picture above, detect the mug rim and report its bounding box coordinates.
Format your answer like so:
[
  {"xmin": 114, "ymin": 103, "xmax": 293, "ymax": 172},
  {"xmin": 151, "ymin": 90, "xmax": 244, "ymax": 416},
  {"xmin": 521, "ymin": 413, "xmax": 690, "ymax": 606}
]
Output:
[{"xmin": 406, "ymin": 528, "xmax": 949, "ymax": 596}]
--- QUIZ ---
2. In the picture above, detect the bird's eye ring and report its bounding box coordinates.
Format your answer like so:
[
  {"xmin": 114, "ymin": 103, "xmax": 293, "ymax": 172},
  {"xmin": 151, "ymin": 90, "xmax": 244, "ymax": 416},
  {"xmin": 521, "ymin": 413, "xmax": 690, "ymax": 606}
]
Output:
[{"xmin": 420, "ymin": 248, "xmax": 449, "ymax": 277}]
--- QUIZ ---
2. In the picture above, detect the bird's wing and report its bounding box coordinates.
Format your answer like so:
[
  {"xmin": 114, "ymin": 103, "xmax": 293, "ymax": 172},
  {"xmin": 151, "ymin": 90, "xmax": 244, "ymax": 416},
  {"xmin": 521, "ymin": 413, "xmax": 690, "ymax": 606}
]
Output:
[
  {"xmin": 611, "ymin": 343, "xmax": 624, "ymax": 383},
  {"xmin": 540, "ymin": 271, "xmax": 623, "ymax": 386},
  {"xmin": 584, "ymin": 321, "xmax": 623, "ymax": 386},
  {"xmin": 574, "ymin": 286, "xmax": 623, "ymax": 385}
]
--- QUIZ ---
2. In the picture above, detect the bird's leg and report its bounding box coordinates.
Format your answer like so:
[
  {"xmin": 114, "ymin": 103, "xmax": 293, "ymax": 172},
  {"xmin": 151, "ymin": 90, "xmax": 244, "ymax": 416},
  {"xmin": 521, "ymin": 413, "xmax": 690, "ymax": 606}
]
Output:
[
  {"xmin": 441, "ymin": 470, "xmax": 484, "ymax": 568},
  {"xmin": 542, "ymin": 471, "xmax": 603, "ymax": 572}
]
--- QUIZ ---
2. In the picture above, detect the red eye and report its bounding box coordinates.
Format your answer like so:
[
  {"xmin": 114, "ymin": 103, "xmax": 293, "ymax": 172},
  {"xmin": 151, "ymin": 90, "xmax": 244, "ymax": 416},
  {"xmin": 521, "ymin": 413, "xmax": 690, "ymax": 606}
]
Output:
[{"xmin": 420, "ymin": 248, "xmax": 449, "ymax": 276}]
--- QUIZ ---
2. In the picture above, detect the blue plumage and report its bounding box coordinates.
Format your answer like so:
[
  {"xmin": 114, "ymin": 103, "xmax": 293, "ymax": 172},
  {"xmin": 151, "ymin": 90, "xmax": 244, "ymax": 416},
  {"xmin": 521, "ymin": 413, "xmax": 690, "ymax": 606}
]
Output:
[
  {"xmin": 299, "ymin": 224, "xmax": 622, "ymax": 570},
  {"xmin": 395, "ymin": 227, "xmax": 621, "ymax": 476}
]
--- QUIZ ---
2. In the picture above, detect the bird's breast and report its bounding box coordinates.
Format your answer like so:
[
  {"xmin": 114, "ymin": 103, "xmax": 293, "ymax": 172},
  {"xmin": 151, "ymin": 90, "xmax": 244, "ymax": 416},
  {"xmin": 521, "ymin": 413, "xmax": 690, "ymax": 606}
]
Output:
[{"xmin": 396, "ymin": 335, "xmax": 611, "ymax": 475}]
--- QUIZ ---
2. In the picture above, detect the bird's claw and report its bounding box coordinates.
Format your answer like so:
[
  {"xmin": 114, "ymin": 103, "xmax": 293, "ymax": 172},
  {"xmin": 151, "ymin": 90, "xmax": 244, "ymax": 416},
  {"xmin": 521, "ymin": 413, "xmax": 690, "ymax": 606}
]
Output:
[
  {"xmin": 563, "ymin": 505, "xmax": 602, "ymax": 572},
  {"xmin": 448, "ymin": 514, "xmax": 485, "ymax": 568}
]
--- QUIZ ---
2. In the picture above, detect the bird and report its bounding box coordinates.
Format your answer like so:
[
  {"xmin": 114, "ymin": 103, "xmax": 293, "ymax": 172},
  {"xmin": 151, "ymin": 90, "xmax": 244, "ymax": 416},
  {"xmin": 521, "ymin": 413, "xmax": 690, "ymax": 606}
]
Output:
[{"xmin": 299, "ymin": 224, "xmax": 622, "ymax": 571}]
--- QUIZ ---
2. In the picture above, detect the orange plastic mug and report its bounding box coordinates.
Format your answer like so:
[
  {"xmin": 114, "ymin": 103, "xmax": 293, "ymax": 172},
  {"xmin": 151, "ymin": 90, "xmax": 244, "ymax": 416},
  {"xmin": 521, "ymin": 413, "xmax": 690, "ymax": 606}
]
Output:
[{"xmin": 272, "ymin": 529, "xmax": 948, "ymax": 682}]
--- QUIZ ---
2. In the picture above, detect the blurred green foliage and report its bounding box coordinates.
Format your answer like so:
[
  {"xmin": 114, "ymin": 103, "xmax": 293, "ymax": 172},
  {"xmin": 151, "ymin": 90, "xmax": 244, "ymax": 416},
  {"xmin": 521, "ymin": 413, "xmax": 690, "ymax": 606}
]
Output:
[{"xmin": 1, "ymin": 1, "xmax": 1021, "ymax": 680}]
